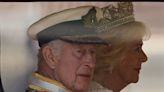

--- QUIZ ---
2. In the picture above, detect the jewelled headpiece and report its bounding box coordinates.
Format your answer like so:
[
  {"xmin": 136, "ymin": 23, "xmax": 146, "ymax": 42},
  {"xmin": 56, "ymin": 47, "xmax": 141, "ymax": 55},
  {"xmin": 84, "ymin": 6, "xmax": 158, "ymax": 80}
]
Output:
[{"xmin": 82, "ymin": 2, "xmax": 135, "ymax": 33}]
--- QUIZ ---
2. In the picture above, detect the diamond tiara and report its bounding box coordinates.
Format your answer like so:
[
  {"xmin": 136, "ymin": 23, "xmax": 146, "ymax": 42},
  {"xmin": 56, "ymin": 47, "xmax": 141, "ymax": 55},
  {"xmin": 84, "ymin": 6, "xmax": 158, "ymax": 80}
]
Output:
[{"xmin": 82, "ymin": 2, "xmax": 135, "ymax": 33}]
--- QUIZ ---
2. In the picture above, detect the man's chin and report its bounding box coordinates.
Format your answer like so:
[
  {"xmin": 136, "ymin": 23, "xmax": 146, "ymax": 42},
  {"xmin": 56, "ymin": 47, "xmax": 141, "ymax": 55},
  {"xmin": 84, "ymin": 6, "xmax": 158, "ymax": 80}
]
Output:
[
  {"xmin": 72, "ymin": 75, "xmax": 91, "ymax": 91},
  {"xmin": 73, "ymin": 82, "xmax": 90, "ymax": 92},
  {"xmin": 73, "ymin": 86, "xmax": 89, "ymax": 92}
]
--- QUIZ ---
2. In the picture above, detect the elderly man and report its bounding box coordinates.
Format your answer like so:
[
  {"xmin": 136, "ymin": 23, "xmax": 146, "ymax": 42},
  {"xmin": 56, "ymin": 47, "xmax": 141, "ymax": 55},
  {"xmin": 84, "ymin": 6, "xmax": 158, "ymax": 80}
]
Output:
[{"xmin": 26, "ymin": 6, "xmax": 110, "ymax": 92}]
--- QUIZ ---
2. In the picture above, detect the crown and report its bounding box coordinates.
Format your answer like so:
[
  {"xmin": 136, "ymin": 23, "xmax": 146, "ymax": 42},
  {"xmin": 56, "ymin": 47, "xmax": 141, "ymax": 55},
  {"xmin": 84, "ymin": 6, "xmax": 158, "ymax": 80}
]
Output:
[{"xmin": 82, "ymin": 2, "xmax": 135, "ymax": 33}]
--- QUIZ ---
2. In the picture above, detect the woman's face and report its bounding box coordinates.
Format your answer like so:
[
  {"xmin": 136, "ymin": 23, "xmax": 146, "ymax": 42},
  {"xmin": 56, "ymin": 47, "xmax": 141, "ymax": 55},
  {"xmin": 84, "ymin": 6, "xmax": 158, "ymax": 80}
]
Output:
[{"xmin": 115, "ymin": 40, "xmax": 147, "ymax": 84}]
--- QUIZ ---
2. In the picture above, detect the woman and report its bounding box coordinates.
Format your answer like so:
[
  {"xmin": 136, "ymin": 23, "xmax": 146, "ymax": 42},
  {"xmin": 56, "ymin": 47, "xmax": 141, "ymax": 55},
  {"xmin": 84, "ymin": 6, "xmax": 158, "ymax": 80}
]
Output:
[
  {"xmin": 88, "ymin": 2, "xmax": 151, "ymax": 92},
  {"xmin": 89, "ymin": 2, "xmax": 150, "ymax": 92},
  {"xmin": 88, "ymin": 21, "xmax": 150, "ymax": 92}
]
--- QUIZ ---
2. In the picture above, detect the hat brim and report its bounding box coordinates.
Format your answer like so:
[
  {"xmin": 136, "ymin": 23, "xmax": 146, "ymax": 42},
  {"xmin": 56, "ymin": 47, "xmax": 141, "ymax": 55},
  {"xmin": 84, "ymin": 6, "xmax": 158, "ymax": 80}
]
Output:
[{"xmin": 60, "ymin": 36, "xmax": 109, "ymax": 45}]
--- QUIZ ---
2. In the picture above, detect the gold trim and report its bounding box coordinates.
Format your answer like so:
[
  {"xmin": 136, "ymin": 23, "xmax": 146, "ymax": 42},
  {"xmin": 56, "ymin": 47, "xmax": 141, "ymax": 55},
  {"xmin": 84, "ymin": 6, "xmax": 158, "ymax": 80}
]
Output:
[
  {"xmin": 29, "ymin": 84, "xmax": 51, "ymax": 92},
  {"xmin": 32, "ymin": 73, "xmax": 72, "ymax": 92}
]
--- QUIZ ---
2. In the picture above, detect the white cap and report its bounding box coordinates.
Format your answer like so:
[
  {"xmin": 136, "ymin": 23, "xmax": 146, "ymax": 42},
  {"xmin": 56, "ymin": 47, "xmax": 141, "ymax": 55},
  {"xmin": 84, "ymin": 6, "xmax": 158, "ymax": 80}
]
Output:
[{"xmin": 27, "ymin": 6, "xmax": 94, "ymax": 40}]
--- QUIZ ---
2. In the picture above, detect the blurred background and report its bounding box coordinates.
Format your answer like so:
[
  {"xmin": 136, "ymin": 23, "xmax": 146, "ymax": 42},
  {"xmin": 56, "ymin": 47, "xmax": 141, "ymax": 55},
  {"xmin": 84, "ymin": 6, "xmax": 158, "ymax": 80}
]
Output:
[{"xmin": 0, "ymin": 2, "xmax": 164, "ymax": 92}]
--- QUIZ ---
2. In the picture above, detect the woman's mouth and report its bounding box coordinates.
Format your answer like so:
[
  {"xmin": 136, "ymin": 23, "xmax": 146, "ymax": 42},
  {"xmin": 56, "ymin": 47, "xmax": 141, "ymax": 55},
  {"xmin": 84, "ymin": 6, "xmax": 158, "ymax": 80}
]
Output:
[{"xmin": 133, "ymin": 67, "xmax": 141, "ymax": 73}]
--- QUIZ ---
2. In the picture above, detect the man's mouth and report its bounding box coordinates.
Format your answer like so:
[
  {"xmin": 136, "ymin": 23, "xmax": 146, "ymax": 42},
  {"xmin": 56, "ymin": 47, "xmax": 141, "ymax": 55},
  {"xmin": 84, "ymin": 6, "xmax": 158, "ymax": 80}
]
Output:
[
  {"xmin": 77, "ymin": 73, "xmax": 92, "ymax": 80},
  {"xmin": 78, "ymin": 74, "xmax": 91, "ymax": 78},
  {"xmin": 76, "ymin": 68, "xmax": 93, "ymax": 79}
]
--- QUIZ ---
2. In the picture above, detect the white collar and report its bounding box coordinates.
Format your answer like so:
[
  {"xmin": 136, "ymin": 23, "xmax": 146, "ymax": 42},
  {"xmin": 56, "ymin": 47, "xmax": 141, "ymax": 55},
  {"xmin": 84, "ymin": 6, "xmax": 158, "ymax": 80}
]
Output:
[{"xmin": 29, "ymin": 73, "xmax": 71, "ymax": 92}]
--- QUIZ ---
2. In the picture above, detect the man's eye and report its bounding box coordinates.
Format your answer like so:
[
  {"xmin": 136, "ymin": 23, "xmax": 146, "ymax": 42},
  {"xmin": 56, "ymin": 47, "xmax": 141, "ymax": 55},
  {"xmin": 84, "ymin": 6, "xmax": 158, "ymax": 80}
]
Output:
[
  {"xmin": 74, "ymin": 49, "xmax": 84, "ymax": 58},
  {"xmin": 72, "ymin": 49, "xmax": 83, "ymax": 59},
  {"xmin": 90, "ymin": 50, "xmax": 96, "ymax": 54},
  {"xmin": 77, "ymin": 49, "xmax": 82, "ymax": 53}
]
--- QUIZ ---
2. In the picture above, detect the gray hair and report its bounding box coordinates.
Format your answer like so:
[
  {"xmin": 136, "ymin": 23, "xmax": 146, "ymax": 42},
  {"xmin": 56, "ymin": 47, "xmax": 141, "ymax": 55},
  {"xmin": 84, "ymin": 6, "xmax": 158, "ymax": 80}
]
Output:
[
  {"xmin": 38, "ymin": 40, "xmax": 65, "ymax": 62},
  {"xmin": 47, "ymin": 40, "xmax": 65, "ymax": 58}
]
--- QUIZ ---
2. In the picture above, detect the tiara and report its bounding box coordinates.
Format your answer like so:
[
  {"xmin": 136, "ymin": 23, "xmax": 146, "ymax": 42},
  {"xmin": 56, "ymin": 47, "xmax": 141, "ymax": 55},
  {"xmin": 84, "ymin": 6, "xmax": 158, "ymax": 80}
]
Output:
[{"xmin": 82, "ymin": 2, "xmax": 135, "ymax": 33}]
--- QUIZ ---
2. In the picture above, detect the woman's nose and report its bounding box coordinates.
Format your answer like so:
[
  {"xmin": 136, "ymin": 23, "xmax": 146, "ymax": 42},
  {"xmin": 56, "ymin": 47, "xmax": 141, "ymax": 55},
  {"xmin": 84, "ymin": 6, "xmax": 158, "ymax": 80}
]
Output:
[{"xmin": 140, "ymin": 50, "xmax": 148, "ymax": 63}]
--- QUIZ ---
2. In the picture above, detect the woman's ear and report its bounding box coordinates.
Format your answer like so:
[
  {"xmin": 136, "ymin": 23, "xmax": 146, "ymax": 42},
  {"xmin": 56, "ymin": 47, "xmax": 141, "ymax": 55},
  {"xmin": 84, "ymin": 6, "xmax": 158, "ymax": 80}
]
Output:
[{"xmin": 42, "ymin": 45, "xmax": 56, "ymax": 69}]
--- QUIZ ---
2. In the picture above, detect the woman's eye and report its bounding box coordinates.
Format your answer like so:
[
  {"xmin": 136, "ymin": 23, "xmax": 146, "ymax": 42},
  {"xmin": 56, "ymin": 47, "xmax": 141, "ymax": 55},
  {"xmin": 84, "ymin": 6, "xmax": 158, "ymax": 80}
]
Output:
[{"xmin": 134, "ymin": 46, "xmax": 141, "ymax": 52}]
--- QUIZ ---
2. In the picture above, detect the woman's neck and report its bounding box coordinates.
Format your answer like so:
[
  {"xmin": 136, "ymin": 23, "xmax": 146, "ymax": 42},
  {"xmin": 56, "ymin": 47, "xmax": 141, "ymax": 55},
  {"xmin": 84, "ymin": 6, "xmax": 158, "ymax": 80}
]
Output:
[
  {"xmin": 106, "ymin": 73, "xmax": 128, "ymax": 92},
  {"xmin": 95, "ymin": 71, "xmax": 129, "ymax": 92}
]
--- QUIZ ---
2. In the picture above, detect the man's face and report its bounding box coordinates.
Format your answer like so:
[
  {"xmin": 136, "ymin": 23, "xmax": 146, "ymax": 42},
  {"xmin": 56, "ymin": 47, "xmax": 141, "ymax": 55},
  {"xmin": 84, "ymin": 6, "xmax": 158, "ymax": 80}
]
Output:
[
  {"xmin": 55, "ymin": 42, "xmax": 96, "ymax": 92},
  {"xmin": 116, "ymin": 40, "xmax": 147, "ymax": 84}
]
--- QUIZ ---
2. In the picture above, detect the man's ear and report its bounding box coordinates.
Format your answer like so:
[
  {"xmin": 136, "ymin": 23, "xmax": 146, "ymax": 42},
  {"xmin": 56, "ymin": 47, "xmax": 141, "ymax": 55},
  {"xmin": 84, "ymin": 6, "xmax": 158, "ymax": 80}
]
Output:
[{"xmin": 42, "ymin": 45, "xmax": 56, "ymax": 69}]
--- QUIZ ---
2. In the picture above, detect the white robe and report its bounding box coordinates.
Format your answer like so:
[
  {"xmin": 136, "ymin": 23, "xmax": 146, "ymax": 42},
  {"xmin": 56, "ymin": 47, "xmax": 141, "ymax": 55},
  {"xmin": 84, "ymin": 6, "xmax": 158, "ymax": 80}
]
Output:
[{"xmin": 27, "ymin": 73, "xmax": 71, "ymax": 92}]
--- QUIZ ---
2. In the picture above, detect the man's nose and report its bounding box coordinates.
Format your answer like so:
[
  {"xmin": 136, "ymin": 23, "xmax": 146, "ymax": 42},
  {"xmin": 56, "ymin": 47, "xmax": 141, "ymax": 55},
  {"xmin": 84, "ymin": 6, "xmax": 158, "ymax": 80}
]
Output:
[{"xmin": 83, "ymin": 53, "xmax": 96, "ymax": 68}]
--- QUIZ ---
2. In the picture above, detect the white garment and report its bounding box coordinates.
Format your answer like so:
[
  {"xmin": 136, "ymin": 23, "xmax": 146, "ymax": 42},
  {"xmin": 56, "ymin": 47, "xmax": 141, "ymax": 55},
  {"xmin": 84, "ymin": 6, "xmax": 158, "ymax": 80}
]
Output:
[
  {"xmin": 88, "ymin": 81, "xmax": 113, "ymax": 92},
  {"xmin": 28, "ymin": 73, "xmax": 70, "ymax": 92}
]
